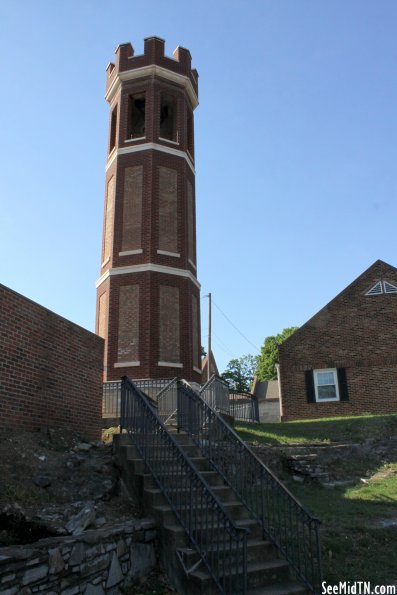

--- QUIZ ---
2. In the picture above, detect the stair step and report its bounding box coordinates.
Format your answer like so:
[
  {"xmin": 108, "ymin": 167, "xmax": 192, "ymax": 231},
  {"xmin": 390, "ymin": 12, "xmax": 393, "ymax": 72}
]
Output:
[
  {"xmin": 164, "ymin": 517, "xmax": 262, "ymax": 541},
  {"xmin": 145, "ymin": 484, "xmax": 235, "ymax": 506},
  {"xmin": 143, "ymin": 470, "xmax": 226, "ymax": 489},
  {"xmin": 246, "ymin": 582, "xmax": 306, "ymax": 595},
  {"xmin": 178, "ymin": 538, "xmax": 278, "ymax": 565},
  {"xmin": 116, "ymin": 423, "xmax": 305, "ymax": 595},
  {"xmin": 153, "ymin": 500, "xmax": 249, "ymax": 524},
  {"xmin": 190, "ymin": 559, "xmax": 291, "ymax": 591}
]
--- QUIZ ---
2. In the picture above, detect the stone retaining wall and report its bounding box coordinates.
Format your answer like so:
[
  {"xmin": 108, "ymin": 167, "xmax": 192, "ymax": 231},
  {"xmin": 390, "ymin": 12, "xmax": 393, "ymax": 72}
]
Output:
[{"xmin": 0, "ymin": 519, "xmax": 157, "ymax": 595}]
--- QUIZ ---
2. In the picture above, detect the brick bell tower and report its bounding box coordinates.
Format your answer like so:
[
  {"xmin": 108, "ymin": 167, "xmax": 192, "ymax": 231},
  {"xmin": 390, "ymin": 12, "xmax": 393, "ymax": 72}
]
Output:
[{"xmin": 96, "ymin": 37, "xmax": 202, "ymax": 383}]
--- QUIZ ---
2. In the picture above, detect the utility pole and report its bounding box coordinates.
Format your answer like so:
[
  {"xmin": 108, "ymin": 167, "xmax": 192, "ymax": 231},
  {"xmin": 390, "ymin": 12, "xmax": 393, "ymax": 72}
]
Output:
[{"xmin": 208, "ymin": 292, "xmax": 212, "ymax": 381}]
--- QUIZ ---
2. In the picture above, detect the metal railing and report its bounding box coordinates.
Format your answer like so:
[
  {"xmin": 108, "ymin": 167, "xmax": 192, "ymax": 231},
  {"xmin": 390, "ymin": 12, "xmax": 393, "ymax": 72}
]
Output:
[
  {"xmin": 103, "ymin": 381, "xmax": 122, "ymax": 417},
  {"xmin": 200, "ymin": 375, "xmax": 230, "ymax": 415},
  {"xmin": 229, "ymin": 390, "xmax": 259, "ymax": 422},
  {"xmin": 176, "ymin": 381, "xmax": 322, "ymax": 594},
  {"xmin": 103, "ymin": 378, "xmax": 174, "ymax": 418},
  {"xmin": 156, "ymin": 377, "xmax": 178, "ymax": 424},
  {"xmin": 120, "ymin": 376, "xmax": 248, "ymax": 594}
]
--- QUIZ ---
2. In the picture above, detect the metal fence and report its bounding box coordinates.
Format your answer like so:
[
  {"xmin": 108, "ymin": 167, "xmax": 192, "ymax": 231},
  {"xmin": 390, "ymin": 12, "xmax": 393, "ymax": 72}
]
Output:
[
  {"xmin": 120, "ymin": 376, "xmax": 248, "ymax": 594},
  {"xmin": 229, "ymin": 391, "xmax": 259, "ymax": 422},
  {"xmin": 103, "ymin": 381, "xmax": 122, "ymax": 418},
  {"xmin": 103, "ymin": 378, "xmax": 174, "ymax": 418},
  {"xmin": 176, "ymin": 380, "xmax": 322, "ymax": 594}
]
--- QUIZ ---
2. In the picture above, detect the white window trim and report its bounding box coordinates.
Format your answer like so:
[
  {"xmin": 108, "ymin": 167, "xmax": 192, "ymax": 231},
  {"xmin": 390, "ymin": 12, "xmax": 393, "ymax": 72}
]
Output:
[
  {"xmin": 158, "ymin": 137, "xmax": 179, "ymax": 146},
  {"xmin": 124, "ymin": 136, "xmax": 146, "ymax": 143},
  {"xmin": 119, "ymin": 249, "xmax": 143, "ymax": 256},
  {"xmin": 157, "ymin": 249, "xmax": 180, "ymax": 258},
  {"xmin": 158, "ymin": 361, "xmax": 183, "ymax": 368},
  {"xmin": 313, "ymin": 368, "xmax": 340, "ymax": 403},
  {"xmin": 114, "ymin": 361, "xmax": 140, "ymax": 368}
]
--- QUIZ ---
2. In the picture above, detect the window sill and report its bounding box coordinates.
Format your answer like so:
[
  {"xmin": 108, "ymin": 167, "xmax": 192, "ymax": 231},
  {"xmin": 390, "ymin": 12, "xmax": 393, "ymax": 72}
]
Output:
[
  {"xmin": 159, "ymin": 137, "xmax": 179, "ymax": 146},
  {"xmin": 119, "ymin": 249, "xmax": 143, "ymax": 256},
  {"xmin": 157, "ymin": 250, "xmax": 180, "ymax": 258},
  {"xmin": 124, "ymin": 137, "xmax": 146, "ymax": 143}
]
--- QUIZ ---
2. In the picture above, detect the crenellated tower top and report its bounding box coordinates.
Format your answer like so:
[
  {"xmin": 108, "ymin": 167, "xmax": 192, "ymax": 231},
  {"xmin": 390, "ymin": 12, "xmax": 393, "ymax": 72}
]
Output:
[
  {"xmin": 105, "ymin": 36, "xmax": 199, "ymax": 108},
  {"xmin": 96, "ymin": 37, "xmax": 202, "ymax": 383}
]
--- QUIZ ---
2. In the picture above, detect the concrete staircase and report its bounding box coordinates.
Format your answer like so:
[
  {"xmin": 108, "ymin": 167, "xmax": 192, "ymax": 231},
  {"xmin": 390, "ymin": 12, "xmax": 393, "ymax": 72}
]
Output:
[{"xmin": 114, "ymin": 427, "xmax": 306, "ymax": 595}]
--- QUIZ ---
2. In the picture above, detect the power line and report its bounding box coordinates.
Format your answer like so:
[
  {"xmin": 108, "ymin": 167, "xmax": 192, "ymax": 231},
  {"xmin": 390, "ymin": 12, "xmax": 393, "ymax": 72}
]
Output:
[
  {"xmin": 212, "ymin": 331, "xmax": 236, "ymax": 358},
  {"xmin": 211, "ymin": 299, "xmax": 260, "ymax": 352}
]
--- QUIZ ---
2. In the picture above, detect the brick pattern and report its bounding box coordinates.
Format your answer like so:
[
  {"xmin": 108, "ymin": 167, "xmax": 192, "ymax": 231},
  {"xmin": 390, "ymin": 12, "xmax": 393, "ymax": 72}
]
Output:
[
  {"xmin": 106, "ymin": 37, "xmax": 198, "ymax": 101},
  {"xmin": 103, "ymin": 176, "xmax": 115, "ymax": 263},
  {"xmin": 97, "ymin": 272, "xmax": 201, "ymax": 382},
  {"xmin": 0, "ymin": 284, "xmax": 103, "ymax": 439},
  {"xmin": 159, "ymin": 285, "xmax": 180, "ymax": 362},
  {"xmin": 98, "ymin": 292, "xmax": 107, "ymax": 339},
  {"xmin": 158, "ymin": 166, "xmax": 178, "ymax": 253},
  {"xmin": 192, "ymin": 294, "xmax": 199, "ymax": 368},
  {"xmin": 121, "ymin": 166, "xmax": 143, "ymax": 252},
  {"xmin": 279, "ymin": 260, "xmax": 397, "ymax": 421},
  {"xmin": 187, "ymin": 179, "xmax": 195, "ymax": 265},
  {"xmin": 97, "ymin": 39, "xmax": 201, "ymax": 383},
  {"xmin": 117, "ymin": 285, "xmax": 140, "ymax": 362}
]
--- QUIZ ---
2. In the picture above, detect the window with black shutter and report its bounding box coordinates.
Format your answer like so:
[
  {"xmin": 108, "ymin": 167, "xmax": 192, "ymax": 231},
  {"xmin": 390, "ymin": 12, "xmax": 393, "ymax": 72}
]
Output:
[
  {"xmin": 305, "ymin": 370, "xmax": 316, "ymax": 403},
  {"xmin": 337, "ymin": 368, "xmax": 349, "ymax": 401}
]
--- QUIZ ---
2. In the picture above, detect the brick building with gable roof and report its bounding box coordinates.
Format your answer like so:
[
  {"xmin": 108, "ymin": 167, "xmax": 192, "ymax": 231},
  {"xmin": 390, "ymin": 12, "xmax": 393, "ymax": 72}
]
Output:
[{"xmin": 279, "ymin": 259, "xmax": 397, "ymax": 421}]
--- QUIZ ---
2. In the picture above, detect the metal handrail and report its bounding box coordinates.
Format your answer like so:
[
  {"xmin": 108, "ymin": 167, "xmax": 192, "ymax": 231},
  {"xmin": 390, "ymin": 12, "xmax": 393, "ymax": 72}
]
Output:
[
  {"xmin": 156, "ymin": 377, "xmax": 178, "ymax": 424},
  {"xmin": 200, "ymin": 374, "xmax": 230, "ymax": 415},
  {"xmin": 177, "ymin": 380, "xmax": 322, "ymax": 594},
  {"xmin": 120, "ymin": 376, "xmax": 248, "ymax": 594}
]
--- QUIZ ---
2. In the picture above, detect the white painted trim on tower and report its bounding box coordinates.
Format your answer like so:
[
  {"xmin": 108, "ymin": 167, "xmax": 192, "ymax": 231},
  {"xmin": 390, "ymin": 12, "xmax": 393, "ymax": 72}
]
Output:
[
  {"xmin": 158, "ymin": 137, "xmax": 180, "ymax": 146},
  {"xmin": 114, "ymin": 361, "xmax": 140, "ymax": 368},
  {"xmin": 188, "ymin": 258, "xmax": 197, "ymax": 270},
  {"xmin": 106, "ymin": 142, "xmax": 195, "ymax": 175},
  {"xmin": 158, "ymin": 361, "xmax": 183, "ymax": 368},
  {"xmin": 119, "ymin": 249, "xmax": 143, "ymax": 256},
  {"xmin": 105, "ymin": 64, "xmax": 199, "ymax": 109},
  {"xmin": 193, "ymin": 366, "xmax": 202, "ymax": 374},
  {"xmin": 157, "ymin": 250, "xmax": 180, "ymax": 258},
  {"xmin": 95, "ymin": 263, "xmax": 201, "ymax": 289},
  {"xmin": 124, "ymin": 136, "xmax": 146, "ymax": 143}
]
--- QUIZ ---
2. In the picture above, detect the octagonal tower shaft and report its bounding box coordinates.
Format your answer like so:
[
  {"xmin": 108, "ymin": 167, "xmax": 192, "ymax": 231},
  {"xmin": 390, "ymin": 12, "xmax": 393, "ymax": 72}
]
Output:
[{"xmin": 96, "ymin": 37, "xmax": 202, "ymax": 383}]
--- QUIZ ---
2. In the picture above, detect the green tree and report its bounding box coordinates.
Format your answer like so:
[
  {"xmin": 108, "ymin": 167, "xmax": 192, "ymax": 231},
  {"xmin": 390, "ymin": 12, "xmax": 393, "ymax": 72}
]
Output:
[
  {"xmin": 221, "ymin": 354, "xmax": 259, "ymax": 392},
  {"xmin": 256, "ymin": 327, "xmax": 299, "ymax": 381}
]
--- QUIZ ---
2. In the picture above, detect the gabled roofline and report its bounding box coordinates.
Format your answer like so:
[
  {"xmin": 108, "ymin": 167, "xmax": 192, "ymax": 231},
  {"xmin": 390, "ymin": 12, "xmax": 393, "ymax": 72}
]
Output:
[{"xmin": 279, "ymin": 259, "xmax": 397, "ymax": 352}]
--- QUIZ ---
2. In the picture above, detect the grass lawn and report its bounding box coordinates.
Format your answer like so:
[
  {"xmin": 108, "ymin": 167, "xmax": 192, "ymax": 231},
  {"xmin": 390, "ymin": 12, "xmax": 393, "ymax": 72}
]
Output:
[
  {"xmin": 236, "ymin": 415, "xmax": 397, "ymax": 584},
  {"xmin": 235, "ymin": 413, "xmax": 397, "ymax": 445},
  {"xmin": 289, "ymin": 465, "xmax": 397, "ymax": 583}
]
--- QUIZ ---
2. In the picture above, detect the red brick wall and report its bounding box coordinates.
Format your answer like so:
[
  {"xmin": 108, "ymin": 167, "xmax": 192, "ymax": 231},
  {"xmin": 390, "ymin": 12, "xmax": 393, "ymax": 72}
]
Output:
[
  {"xmin": 279, "ymin": 260, "xmax": 397, "ymax": 421},
  {"xmin": 97, "ymin": 38, "xmax": 201, "ymax": 383},
  {"xmin": 97, "ymin": 271, "xmax": 201, "ymax": 382},
  {"xmin": 0, "ymin": 284, "xmax": 103, "ymax": 439}
]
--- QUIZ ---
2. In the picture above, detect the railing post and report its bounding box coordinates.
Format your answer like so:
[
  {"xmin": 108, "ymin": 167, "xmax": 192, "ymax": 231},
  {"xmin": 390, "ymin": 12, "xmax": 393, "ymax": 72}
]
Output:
[{"xmin": 120, "ymin": 376, "xmax": 127, "ymax": 433}]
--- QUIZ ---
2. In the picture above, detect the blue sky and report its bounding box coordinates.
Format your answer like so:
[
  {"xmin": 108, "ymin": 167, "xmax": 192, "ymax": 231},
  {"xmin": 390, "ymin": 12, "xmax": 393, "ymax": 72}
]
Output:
[{"xmin": 1, "ymin": 1, "xmax": 396, "ymax": 373}]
